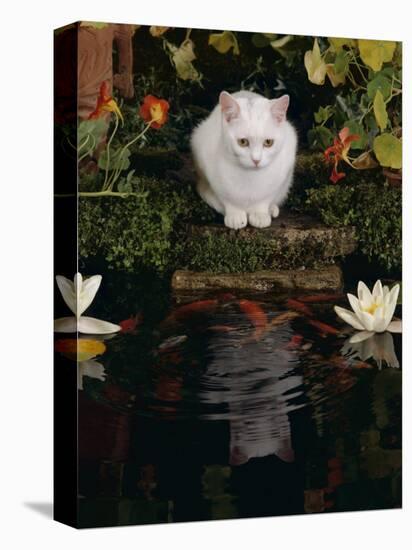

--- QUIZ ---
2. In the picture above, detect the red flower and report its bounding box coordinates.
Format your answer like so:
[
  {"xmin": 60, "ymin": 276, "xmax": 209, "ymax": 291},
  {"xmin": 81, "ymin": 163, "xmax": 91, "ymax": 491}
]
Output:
[
  {"xmin": 88, "ymin": 81, "xmax": 123, "ymax": 122},
  {"xmin": 139, "ymin": 95, "xmax": 170, "ymax": 129},
  {"xmin": 324, "ymin": 127, "xmax": 360, "ymax": 183}
]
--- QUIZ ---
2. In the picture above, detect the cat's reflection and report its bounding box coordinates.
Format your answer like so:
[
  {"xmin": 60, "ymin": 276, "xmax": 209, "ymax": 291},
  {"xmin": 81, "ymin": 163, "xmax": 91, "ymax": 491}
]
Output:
[{"xmin": 199, "ymin": 325, "xmax": 303, "ymax": 465}]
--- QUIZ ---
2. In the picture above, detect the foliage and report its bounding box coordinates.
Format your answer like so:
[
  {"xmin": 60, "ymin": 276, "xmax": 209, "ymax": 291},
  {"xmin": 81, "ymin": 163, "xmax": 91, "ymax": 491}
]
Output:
[
  {"xmin": 303, "ymin": 37, "xmax": 402, "ymax": 181},
  {"xmin": 303, "ymin": 183, "xmax": 401, "ymax": 272},
  {"xmin": 78, "ymin": 175, "xmax": 215, "ymax": 273}
]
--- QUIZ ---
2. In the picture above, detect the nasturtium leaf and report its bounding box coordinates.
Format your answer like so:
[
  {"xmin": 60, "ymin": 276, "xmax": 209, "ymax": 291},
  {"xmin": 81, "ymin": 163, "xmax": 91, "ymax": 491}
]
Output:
[
  {"xmin": 98, "ymin": 148, "xmax": 131, "ymax": 172},
  {"xmin": 373, "ymin": 133, "xmax": 402, "ymax": 169},
  {"xmin": 328, "ymin": 37, "xmax": 356, "ymax": 51},
  {"xmin": 304, "ymin": 39, "xmax": 327, "ymax": 85},
  {"xmin": 373, "ymin": 90, "xmax": 388, "ymax": 131},
  {"xmin": 358, "ymin": 39, "xmax": 397, "ymax": 71},
  {"xmin": 343, "ymin": 120, "xmax": 368, "ymax": 150},
  {"xmin": 78, "ymin": 119, "xmax": 107, "ymax": 150},
  {"xmin": 209, "ymin": 31, "xmax": 240, "ymax": 55},
  {"xmin": 367, "ymin": 73, "xmax": 392, "ymax": 100},
  {"xmin": 334, "ymin": 50, "xmax": 349, "ymax": 74},
  {"xmin": 80, "ymin": 21, "xmax": 109, "ymax": 29}
]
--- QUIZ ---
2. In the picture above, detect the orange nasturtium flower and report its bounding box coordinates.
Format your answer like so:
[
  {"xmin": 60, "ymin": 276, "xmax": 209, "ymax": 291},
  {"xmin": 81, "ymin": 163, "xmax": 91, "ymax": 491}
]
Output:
[
  {"xmin": 324, "ymin": 127, "xmax": 360, "ymax": 184},
  {"xmin": 139, "ymin": 95, "xmax": 170, "ymax": 129},
  {"xmin": 88, "ymin": 81, "xmax": 123, "ymax": 122}
]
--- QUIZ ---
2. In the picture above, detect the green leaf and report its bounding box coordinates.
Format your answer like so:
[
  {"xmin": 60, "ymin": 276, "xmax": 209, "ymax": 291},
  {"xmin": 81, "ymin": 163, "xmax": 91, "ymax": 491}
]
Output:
[
  {"xmin": 367, "ymin": 73, "xmax": 392, "ymax": 100},
  {"xmin": 208, "ymin": 31, "xmax": 240, "ymax": 55},
  {"xmin": 251, "ymin": 33, "xmax": 272, "ymax": 48},
  {"xmin": 98, "ymin": 148, "xmax": 131, "ymax": 172},
  {"xmin": 373, "ymin": 90, "xmax": 388, "ymax": 131},
  {"xmin": 307, "ymin": 126, "xmax": 334, "ymax": 150},
  {"xmin": 314, "ymin": 105, "xmax": 333, "ymax": 124},
  {"xmin": 373, "ymin": 133, "xmax": 402, "ymax": 169},
  {"xmin": 343, "ymin": 120, "xmax": 368, "ymax": 150},
  {"xmin": 328, "ymin": 37, "xmax": 356, "ymax": 51},
  {"xmin": 334, "ymin": 50, "xmax": 349, "ymax": 74},
  {"xmin": 358, "ymin": 39, "xmax": 397, "ymax": 71}
]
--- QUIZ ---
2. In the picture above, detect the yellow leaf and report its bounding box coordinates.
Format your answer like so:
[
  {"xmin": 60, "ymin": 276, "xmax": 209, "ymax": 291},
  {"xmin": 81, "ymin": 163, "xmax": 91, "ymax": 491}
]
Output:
[
  {"xmin": 352, "ymin": 151, "xmax": 379, "ymax": 170},
  {"xmin": 373, "ymin": 133, "xmax": 402, "ymax": 169},
  {"xmin": 328, "ymin": 37, "xmax": 356, "ymax": 51},
  {"xmin": 358, "ymin": 39, "xmax": 397, "ymax": 71},
  {"xmin": 373, "ymin": 90, "xmax": 388, "ymax": 131},
  {"xmin": 209, "ymin": 31, "xmax": 240, "ymax": 55},
  {"xmin": 326, "ymin": 64, "xmax": 346, "ymax": 87},
  {"xmin": 165, "ymin": 39, "xmax": 201, "ymax": 81},
  {"xmin": 149, "ymin": 26, "xmax": 170, "ymax": 37},
  {"xmin": 304, "ymin": 39, "xmax": 327, "ymax": 85}
]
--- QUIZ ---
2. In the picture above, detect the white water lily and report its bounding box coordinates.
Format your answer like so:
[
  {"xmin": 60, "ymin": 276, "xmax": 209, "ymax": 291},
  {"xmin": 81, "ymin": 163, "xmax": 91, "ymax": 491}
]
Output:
[
  {"xmin": 54, "ymin": 273, "xmax": 121, "ymax": 334},
  {"xmin": 341, "ymin": 332, "xmax": 399, "ymax": 369},
  {"xmin": 334, "ymin": 280, "xmax": 401, "ymax": 342}
]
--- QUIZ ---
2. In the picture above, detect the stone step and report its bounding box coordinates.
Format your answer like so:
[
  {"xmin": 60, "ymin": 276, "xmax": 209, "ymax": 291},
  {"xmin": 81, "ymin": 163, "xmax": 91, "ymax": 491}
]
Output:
[
  {"xmin": 172, "ymin": 265, "xmax": 343, "ymax": 292},
  {"xmin": 182, "ymin": 210, "xmax": 357, "ymax": 274}
]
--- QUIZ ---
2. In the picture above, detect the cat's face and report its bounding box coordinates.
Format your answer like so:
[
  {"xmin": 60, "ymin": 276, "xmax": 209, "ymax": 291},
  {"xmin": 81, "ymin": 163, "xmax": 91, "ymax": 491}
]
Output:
[{"xmin": 219, "ymin": 92, "xmax": 290, "ymax": 169}]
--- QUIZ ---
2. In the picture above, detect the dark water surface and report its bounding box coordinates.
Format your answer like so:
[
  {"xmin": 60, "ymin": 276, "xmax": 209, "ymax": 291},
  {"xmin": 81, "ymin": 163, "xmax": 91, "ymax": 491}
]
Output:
[{"xmin": 59, "ymin": 282, "xmax": 401, "ymax": 528}]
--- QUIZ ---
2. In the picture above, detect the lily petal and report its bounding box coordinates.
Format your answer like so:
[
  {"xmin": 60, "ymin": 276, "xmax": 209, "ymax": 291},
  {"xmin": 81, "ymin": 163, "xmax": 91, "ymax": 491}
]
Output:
[
  {"xmin": 334, "ymin": 306, "xmax": 365, "ymax": 330},
  {"xmin": 79, "ymin": 275, "xmax": 102, "ymax": 316},
  {"xmin": 56, "ymin": 275, "xmax": 77, "ymax": 315},
  {"xmin": 356, "ymin": 310, "xmax": 375, "ymax": 331},
  {"xmin": 373, "ymin": 305, "xmax": 390, "ymax": 333},
  {"xmin": 78, "ymin": 360, "xmax": 106, "ymax": 390},
  {"xmin": 357, "ymin": 281, "xmax": 373, "ymax": 309},
  {"xmin": 372, "ymin": 279, "xmax": 383, "ymax": 300},
  {"xmin": 349, "ymin": 330, "xmax": 374, "ymax": 344},
  {"xmin": 78, "ymin": 316, "xmax": 121, "ymax": 334},
  {"xmin": 54, "ymin": 316, "xmax": 78, "ymax": 333},
  {"xmin": 387, "ymin": 320, "xmax": 402, "ymax": 333},
  {"xmin": 382, "ymin": 285, "xmax": 399, "ymax": 329}
]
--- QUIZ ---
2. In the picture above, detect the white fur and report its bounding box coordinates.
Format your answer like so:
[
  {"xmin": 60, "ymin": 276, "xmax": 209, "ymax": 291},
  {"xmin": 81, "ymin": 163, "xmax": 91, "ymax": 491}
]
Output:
[{"xmin": 191, "ymin": 90, "xmax": 297, "ymax": 229}]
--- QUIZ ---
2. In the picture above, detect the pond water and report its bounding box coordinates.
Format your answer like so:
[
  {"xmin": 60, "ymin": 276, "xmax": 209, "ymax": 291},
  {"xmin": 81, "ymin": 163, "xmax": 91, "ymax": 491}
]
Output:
[{"xmin": 56, "ymin": 281, "xmax": 402, "ymax": 528}]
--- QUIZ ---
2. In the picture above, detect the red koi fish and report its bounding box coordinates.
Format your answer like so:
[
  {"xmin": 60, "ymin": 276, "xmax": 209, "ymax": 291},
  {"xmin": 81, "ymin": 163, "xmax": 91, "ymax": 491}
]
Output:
[
  {"xmin": 163, "ymin": 299, "xmax": 218, "ymax": 325},
  {"xmin": 308, "ymin": 319, "xmax": 339, "ymax": 336},
  {"xmin": 286, "ymin": 298, "xmax": 313, "ymax": 317},
  {"xmin": 119, "ymin": 313, "xmax": 142, "ymax": 334},
  {"xmin": 297, "ymin": 293, "xmax": 345, "ymax": 303},
  {"xmin": 286, "ymin": 334, "xmax": 304, "ymax": 350},
  {"xmin": 238, "ymin": 299, "xmax": 268, "ymax": 340}
]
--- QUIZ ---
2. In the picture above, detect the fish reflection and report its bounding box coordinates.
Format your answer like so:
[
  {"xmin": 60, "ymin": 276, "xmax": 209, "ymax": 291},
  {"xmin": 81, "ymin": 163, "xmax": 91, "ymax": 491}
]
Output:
[
  {"xmin": 199, "ymin": 324, "xmax": 303, "ymax": 465},
  {"xmin": 341, "ymin": 332, "xmax": 400, "ymax": 369}
]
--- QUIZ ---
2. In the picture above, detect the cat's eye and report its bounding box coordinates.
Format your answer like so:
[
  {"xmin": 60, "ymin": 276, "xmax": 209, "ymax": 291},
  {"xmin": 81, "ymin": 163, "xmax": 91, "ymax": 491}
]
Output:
[
  {"xmin": 263, "ymin": 139, "xmax": 274, "ymax": 147},
  {"xmin": 237, "ymin": 138, "xmax": 249, "ymax": 147}
]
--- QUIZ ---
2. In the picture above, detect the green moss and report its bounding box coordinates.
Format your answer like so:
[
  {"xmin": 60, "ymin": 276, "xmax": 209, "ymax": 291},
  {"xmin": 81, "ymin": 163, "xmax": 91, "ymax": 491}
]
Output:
[
  {"xmin": 303, "ymin": 182, "xmax": 401, "ymax": 272},
  {"xmin": 78, "ymin": 175, "xmax": 215, "ymax": 273}
]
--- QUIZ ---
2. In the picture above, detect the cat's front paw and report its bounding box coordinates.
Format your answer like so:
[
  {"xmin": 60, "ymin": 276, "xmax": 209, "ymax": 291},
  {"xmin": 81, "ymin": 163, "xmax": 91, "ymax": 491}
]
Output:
[
  {"xmin": 270, "ymin": 204, "xmax": 280, "ymax": 218},
  {"xmin": 248, "ymin": 211, "xmax": 272, "ymax": 228},
  {"xmin": 224, "ymin": 211, "xmax": 248, "ymax": 230}
]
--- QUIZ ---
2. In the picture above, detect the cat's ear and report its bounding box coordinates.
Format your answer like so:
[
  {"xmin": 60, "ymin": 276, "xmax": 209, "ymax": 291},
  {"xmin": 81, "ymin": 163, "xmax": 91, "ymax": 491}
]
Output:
[
  {"xmin": 219, "ymin": 91, "xmax": 240, "ymax": 122},
  {"xmin": 270, "ymin": 95, "xmax": 290, "ymax": 123}
]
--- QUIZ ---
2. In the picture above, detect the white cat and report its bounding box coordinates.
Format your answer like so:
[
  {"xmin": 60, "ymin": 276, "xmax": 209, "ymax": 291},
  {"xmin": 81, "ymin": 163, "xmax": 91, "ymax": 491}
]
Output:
[{"xmin": 191, "ymin": 90, "xmax": 297, "ymax": 229}]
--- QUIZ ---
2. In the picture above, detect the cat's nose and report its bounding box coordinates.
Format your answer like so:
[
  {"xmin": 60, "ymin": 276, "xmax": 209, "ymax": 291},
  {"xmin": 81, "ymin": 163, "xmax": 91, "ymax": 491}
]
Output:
[{"xmin": 253, "ymin": 158, "xmax": 260, "ymax": 166}]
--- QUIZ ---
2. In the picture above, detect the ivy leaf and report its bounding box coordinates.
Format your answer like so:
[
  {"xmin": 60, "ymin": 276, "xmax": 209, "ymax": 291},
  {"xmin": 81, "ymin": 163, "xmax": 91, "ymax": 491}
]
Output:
[
  {"xmin": 314, "ymin": 105, "xmax": 333, "ymax": 124},
  {"xmin": 304, "ymin": 39, "xmax": 327, "ymax": 85},
  {"xmin": 373, "ymin": 90, "xmax": 388, "ymax": 131},
  {"xmin": 358, "ymin": 39, "xmax": 397, "ymax": 71},
  {"xmin": 373, "ymin": 133, "xmax": 402, "ymax": 169},
  {"xmin": 165, "ymin": 39, "xmax": 202, "ymax": 82},
  {"xmin": 334, "ymin": 50, "xmax": 349, "ymax": 74},
  {"xmin": 326, "ymin": 64, "xmax": 346, "ymax": 87},
  {"xmin": 209, "ymin": 31, "xmax": 240, "ymax": 55},
  {"xmin": 367, "ymin": 73, "xmax": 392, "ymax": 100}
]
